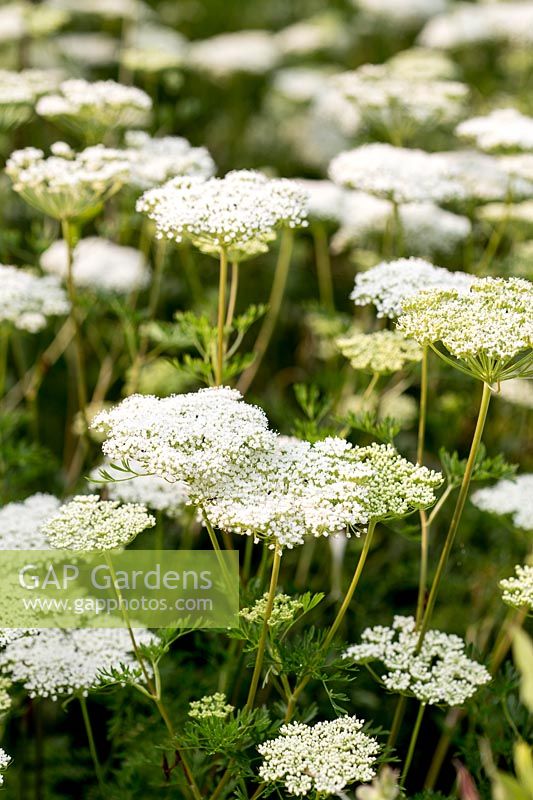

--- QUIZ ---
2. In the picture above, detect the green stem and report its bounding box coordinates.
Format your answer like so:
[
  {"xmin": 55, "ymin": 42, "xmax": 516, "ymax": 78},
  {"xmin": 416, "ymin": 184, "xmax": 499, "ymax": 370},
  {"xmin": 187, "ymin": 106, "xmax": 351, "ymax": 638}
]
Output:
[
  {"xmin": 313, "ymin": 223, "xmax": 334, "ymax": 311},
  {"xmin": 363, "ymin": 372, "xmax": 380, "ymax": 401},
  {"xmin": 237, "ymin": 228, "xmax": 294, "ymax": 394},
  {"xmin": 401, "ymin": 703, "xmax": 425, "ymax": 785},
  {"xmin": 148, "ymin": 239, "xmax": 167, "ymax": 319},
  {"xmin": 0, "ymin": 327, "xmax": 8, "ymax": 398},
  {"xmin": 387, "ymin": 694, "xmax": 407, "ymax": 751},
  {"xmin": 216, "ymin": 249, "xmax": 228, "ymax": 385},
  {"xmin": 79, "ymin": 696, "xmax": 105, "ymax": 795},
  {"xmin": 415, "ymin": 347, "xmax": 429, "ymax": 625},
  {"xmin": 285, "ymin": 522, "xmax": 376, "ymax": 721},
  {"xmin": 245, "ymin": 547, "xmax": 282, "ymax": 711},
  {"xmin": 225, "ymin": 261, "xmax": 239, "ymax": 330},
  {"xmin": 416, "ymin": 381, "xmax": 492, "ymax": 647},
  {"xmin": 61, "ymin": 219, "xmax": 88, "ymax": 416}
]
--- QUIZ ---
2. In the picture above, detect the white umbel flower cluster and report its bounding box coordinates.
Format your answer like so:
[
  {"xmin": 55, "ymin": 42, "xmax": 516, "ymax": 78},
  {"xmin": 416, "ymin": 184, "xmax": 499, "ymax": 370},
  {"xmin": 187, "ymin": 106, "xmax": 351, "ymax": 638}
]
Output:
[
  {"xmin": 42, "ymin": 494, "xmax": 155, "ymax": 550},
  {"xmin": 122, "ymin": 130, "xmax": 215, "ymax": 189},
  {"xmin": 397, "ymin": 277, "xmax": 533, "ymax": 379},
  {"xmin": 336, "ymin": 330, "xmax": 423, "ymax": 374},
  {"xmin": 92, "ymin": 388, "xmax": 273, "ymax": 498},
  {"xmin": 345, "ymin": 615, "xmax": 491, "ymax": 705},
  {"xmin": 188, "ymin": 30, "xmax": 280, "ymax": 78},
  {"xmin": 329, "ymin": 144, "xmax": 464, "ymax": 203},
  {"xmin": 0, "ymin": 628, "xmax": 156, "ymax": 700},
  {"xmin": 456, "ymin": 109, "xmax": 533, "ymax": 154},
  {"xmin": 6, "ymin": 142, "xmax": 128, "ymax": 220},
  {"xmin": 188, "ymin": 692, "xmax": 234, "ymax": 719},
  {"xmin": 258, "ymin": 716, "xmax": 379, "ymax": 797},
  {"xmin": 40, "ymin": 237, "xmax": 150, "ymax": 294},
  {"xmin": 351, "ymin": 258, "xmax": 473, "ymax": 319},
  {"xmin": 136, "ymin": 171, "xmax": 308, "ymax": 261},
  {"xmin": 0, "ymin": 493, "xmax": 60, "ymax": 549},
  {"xmin": 437, "ymin": 150, "xmax": 533, "ymax": 203},
  {"xmin": 0, "ymin": 265, "xmax": 69, "ymax": 332},
  {"xmin": 471, "ymin": 475, "xmax": 533, "ymax": 530},
  {"xmin": 500, "ymin": 565, "xmax": 533, "ymax": 610},
  {"xmin": 0, "ymin": 748, "xmax": 10, "ymax": 787},
  {"xmin": 353, "ymin": 0, "xmax": 447, "ymax": 27},
  {"xmin": 419, "ymin": 2, "xmax": 533, "ymax": 50},
  {"xmin": 36, "ymin": 78, "xmax": 152, "ymax": 139}
]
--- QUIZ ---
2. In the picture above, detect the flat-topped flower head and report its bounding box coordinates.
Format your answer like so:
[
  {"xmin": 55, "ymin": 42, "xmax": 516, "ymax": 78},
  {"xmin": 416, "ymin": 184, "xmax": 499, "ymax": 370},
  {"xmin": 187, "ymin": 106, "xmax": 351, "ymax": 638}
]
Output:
[
  {"xmin": 122, "ymin": 130, "xmax": 215, "ymax": 189},
  {"xmin": 36, "ymin": 78, "xmax": 152, "ymax": 142},
  {"xmin": 336, "ymin": 329, "xmax": 423, "ymax": 374},
  {"xmin": 436, "ymin": 150, "xmax": 533, "ymax": 204},
  {"xmin": 0, "ymin": 493, "xmax": 61, "ymax": 549},
  {"xmin": 203, "ymin": 436, "xmax": 372, "ymax": 550},
  {"xmin": 329, "ymin": 144, "xmax": 464, "ymax": 204},
  {"xmin": 0, "ymin": 748, "xmax": 10, "ymax": 787},
  {"xmin": 41, "ymin": 237, "xmax": 150, "ymax": 294},
  {"xmin": 295, "ymin": 179, "xmax": 347, "ymax": 224},
  {"xmin": 345, "ymin": 615, "xmax": 490, "ymax": 705},
  {"xmin": 136, "ymin": 171, "xmax": 308, "ymax": 261},
  {"xmin": 42, "ymin": 494, "xmax": 155, "ymax": 550},
  {"xmin": 351, "ymin": 258, "xmax": 473, "ymax": 319},
  {"xmin": 356, "ymin": 443, "xmax": 441, "ymax": 521},
  {"xmin": 456, "ymin": 109, "xmax": 533, "ymax": 154},
  {"xmin": 353, "ymin": 0, "xmax": 448, "ymax": 28},
  {"xmin": 419, "ymin": 3, "xmax": 533, "ymax": 50},
  {"xmin": 6, "ymin": 142, "xmax": 128, "ymax": 220},
  {"xmin": 500, "ymin": 565, "xmax": 533, "ymax": 611},
  {"xmin": 258, "ymin": 716, "xmax": 379, "ymax": 797},
  {"xmin": 89, "ymin": 460, "xmax": 189, "ymax": 518},
  {"xmin": 397, "ymin": 277, "xmax": 533, "ymax": 382},
  {"xmin": 188, "ymin": 30, "xmax": 280, "ymax": 79},
  {"xmin": 120, "ymin": 24, "xmax": 188, "ymax": 74},
  {"xmin": 471, "ymin": 475, "xmax": 533, "ymax": 530},
  {"xmin": 0, "ymin": 627, "xmax": 156, "ymax": 700},
  {"xmin": 188, "ymin": 692, "xmax": 234, "ymax": 719},
  {"xmin": 0, "ymin": 265, "xmax": 69, "ymax": 332},
  {"xmin": 92, "ymin": 387, "xmax": 275, "ymax": 498}
]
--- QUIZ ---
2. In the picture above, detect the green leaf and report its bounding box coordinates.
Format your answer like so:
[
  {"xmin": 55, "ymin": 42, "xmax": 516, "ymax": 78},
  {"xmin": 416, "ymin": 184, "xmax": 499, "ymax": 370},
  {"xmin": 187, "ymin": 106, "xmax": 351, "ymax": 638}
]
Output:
[{"xmin": 512, "ymin": 629, "xmax": 533, "ymax": 714}]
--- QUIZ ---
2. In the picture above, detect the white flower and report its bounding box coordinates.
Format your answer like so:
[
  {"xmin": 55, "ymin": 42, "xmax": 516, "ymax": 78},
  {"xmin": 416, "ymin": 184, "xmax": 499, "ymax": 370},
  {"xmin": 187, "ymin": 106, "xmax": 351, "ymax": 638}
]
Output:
[
  {"xmin": 496, "ymin": 379, "xmax": 533, "ymax": 410},
  {"xmin": 329, "ymin": 144, "xmax": 465, "ymax": 204},
  {"xmin": 0, "ymin": 1, "xmax": 67, "ymax": 42},
  {"xmin": 353, "ymin": 0, "xmax": 448, "ymax": 27},
  {"xmin": 120, "ymin": 24, "xmax": 188, "ymax": 73},
  {"xmin": 6, "ymin": 142, "xmax": 128, "ymax": 220},
  {"xmin": 89, "ymin": 461, "xmax": 189, "ymax": 517},
  {"xmin": 471, "ymin": 475, "xmax": 533, "ymax": 531},
  {"xmin": 36, "ymin": 78, "xmax": 152, "ymax": 140},
  {"xmin": 40, "ymin": 237, "xmax": 150, "ymax": 294},
  {"xmin": 456, "ymin": 109, "xmax": 533, "ymax": 154},
  {"xmin": 0, "ymin": 265, "xmax": 69, "ymax": 332},
  {"xmin": 136, "ymin": 171, "xmax": 308, "ymax": 261},
  {"xmin": 350, "ymin": 258, "xmax": 473, "ymax": 319},
  {"xmin": 0, "ymin": 748, "xmax": 10, "ymax": 786},
  {"xmin": 296, "ymin": 179, "xmax": 347, "ymax": 224},
  {"xmin": 0, "ymin": 628, "xmax": 156, "ymax": 700},
  {"xmin": 397, "ymin": 277, "xmax": 533, "ymax": 380},
  {"xmin": 122, "ymin": 130, "xmax": 215, "ymax": 189},
  {"xmin": 436, "ymin": 150, "xmax": 533, "ymax": 203},
  {"xmin": 337, "ymin": 329, "xmax": 423, "ymax": 373},
  {"xmin": 92, "ymin": 387, "xmax": 275, "ymax": 499},
  {"xmin": 42, "ymin": 494, "xmax": 155, "ymax": 550},
  {"xmin": 0, "ymin": 493, "xmax": 61, "ymax": 550},
  {"xmin": 385, "ymin": 47, "xmax": 458, "ymax": 81},
  {"xmin": 499, "ymin": 153, "xmax": 533, "ymax": 183},
  {"xmin": 188, "ymin": 30, "xmax": 280, "ymax": 78},
  {"xmin": 275, "ymin": 12, "xmax": 349, "ymax": 57},
  {"xmin": 500, "ymin": 565, "xmax": 533, "ymax": 610},
  {"xmin": 188, "ymin": 692, "xmax": 234, "ymax": 719},
  {"xmin": 345, "ymin": 615, "xmax": 491, "ymax": 705},
  {"xmin": 419, "ymin": 2, "xmax": 533, "ymax": 50},
  {"xmin": 55, "ymin": 32, "xmax": 118, "ymax": 66},
  {"xmin": 258, "ymin": 716, "xmax": 379, "ymax": 796},
  {"xmin": 46, "ymin": 0, "xmax": 151, "ymax": 21}
]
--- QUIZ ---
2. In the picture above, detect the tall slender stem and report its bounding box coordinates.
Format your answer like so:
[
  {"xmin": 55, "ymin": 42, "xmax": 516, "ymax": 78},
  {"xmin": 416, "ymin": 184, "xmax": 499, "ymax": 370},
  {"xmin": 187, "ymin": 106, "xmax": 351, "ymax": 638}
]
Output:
[
  {"xmin": 0, "ymin": 327, "xmax": 8, "ymax": 398},
  {"xmin": 225, "ymin": 261, "xmax": 239, "ymax": 329},
  {"xmin": 400, "ymin": 703, "xmax": 425, "ymax": 785},
  {"xmin": 387, "ymin": 694, "xmax": 407, "ymax": 751},
  {"xmin": 245, "ymin": 547, "xmax": 281, "ymax": 711},
  {"xmin": 417, "ymin": 348, "xmax": 428, "ymax": 467},
  {"xmin": 285, "ymin": 522, "xmax": 376, "ymax": 722},
  {"xmin": 61, "ymin": 219, "xmax": 88, "ymax": 416},
  {"xmin": 148, "ymin": 238, "xmax": 167, "ymax": 319},
  {"xmin": 215, "ymin": 249, "xmax": 228, "ymax": 385},
  {"xmin": 237, "ymin": 229, "xmax": 294, "ymax": 394},
  {"xmin": 79, "ymin": 696, "xmax": 105, "ymax": 795},
  {"xmin": 313, "ymin": 223, "xmax": 334, "ymax": 311},
  {"xmin": 416, "ymin": 381, "xmax": 492, "ymax": 647},
  {"xmin": 415, "ymin": 347, "xmax": 429, "ymax": 625}
]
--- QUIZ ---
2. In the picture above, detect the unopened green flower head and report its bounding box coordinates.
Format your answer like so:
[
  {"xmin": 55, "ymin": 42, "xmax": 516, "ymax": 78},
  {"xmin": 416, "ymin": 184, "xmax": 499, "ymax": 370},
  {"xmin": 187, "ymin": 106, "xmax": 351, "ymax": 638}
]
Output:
[
  {"xmin": 42, "ymin": 494, "xmax": 155, "ymax": 550},
  {"xmin": 397, "ymin": 277, "xmax": 533, "ymax": 382},
  {"xmin": 136, "ymin": 170, "xmax": 308, "ymax": 262},
  {"xmin": 188, "ymin": 692, "xmax": 234, "ymax": 719},
  {"xmin": 500, "ymin": 564, "xmax": 533, "ymax": 610},
  {"xmin": 240, "ymin": 593, "xmax": 304, "ymax": 626},
  {"xmin": 6, "ymin": 142, "xmax": 128, "ymax": 220},
  {"xmin": 336, "ymin": 329, "xmax": 423, "ymax": 374}
]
